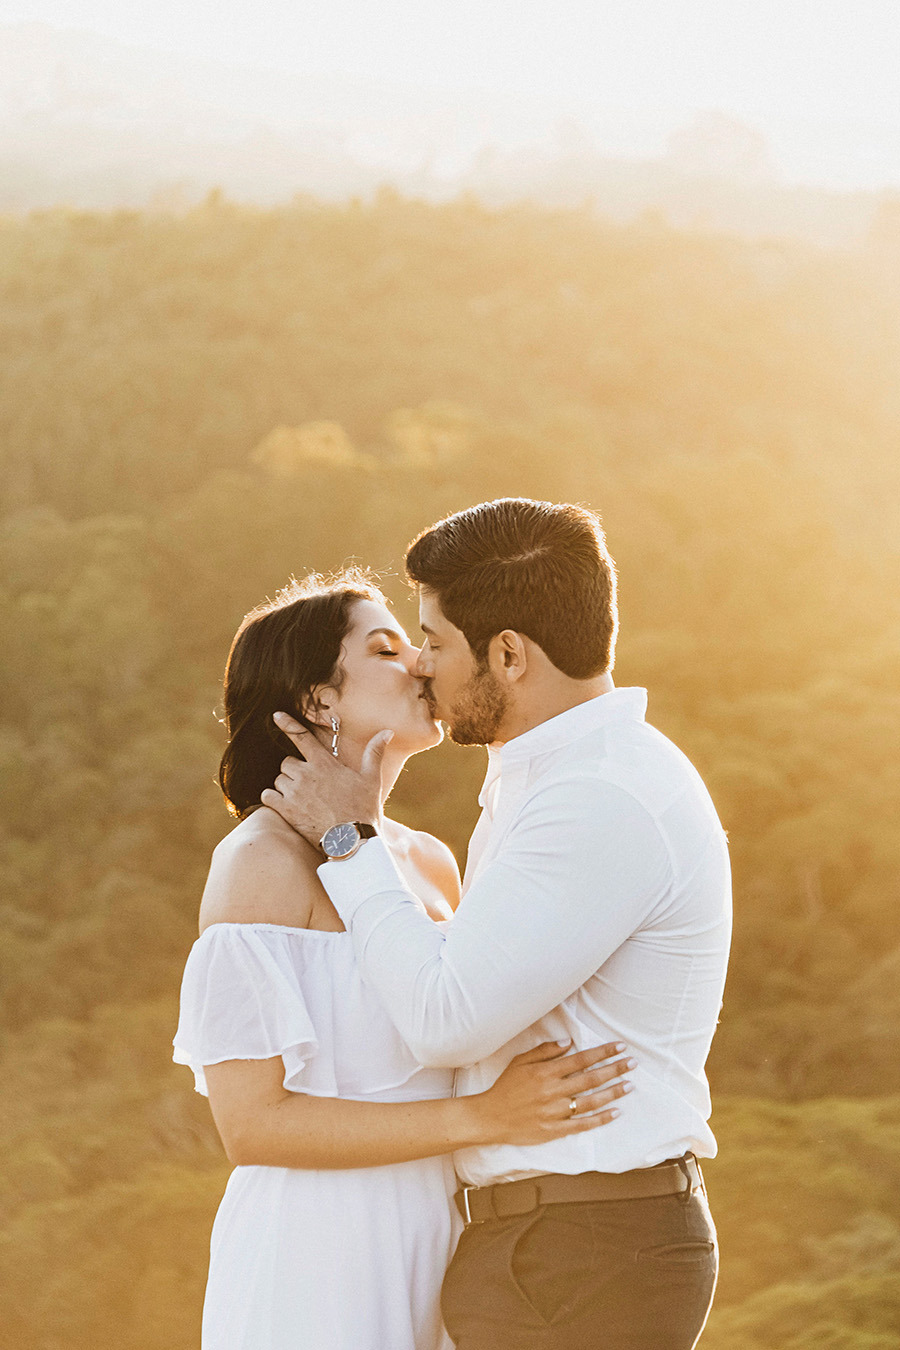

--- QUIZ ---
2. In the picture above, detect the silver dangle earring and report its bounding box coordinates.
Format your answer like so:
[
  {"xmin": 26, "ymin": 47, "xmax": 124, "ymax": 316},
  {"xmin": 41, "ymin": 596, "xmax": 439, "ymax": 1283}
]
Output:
[{"xmin": 330, "ymin": 716, "xmax": 341, "ymax": 758}]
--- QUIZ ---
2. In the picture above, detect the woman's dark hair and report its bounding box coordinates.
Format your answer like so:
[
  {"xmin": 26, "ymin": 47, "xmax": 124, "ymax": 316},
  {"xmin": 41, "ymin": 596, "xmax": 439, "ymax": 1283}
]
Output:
[
  {"xmin": 218, "ymin": 569, "xmax": 384, "ymax": 818},
  {"xmin": 405, "ymin": 498, "xmax": 618, "ymax": 678}
]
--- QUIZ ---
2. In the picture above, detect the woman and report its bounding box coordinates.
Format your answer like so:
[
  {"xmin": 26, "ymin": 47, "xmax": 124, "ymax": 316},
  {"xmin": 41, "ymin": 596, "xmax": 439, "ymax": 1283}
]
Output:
[{"xmin": 173, "ymin": 570, "xmax": 634, "ymax": 1350}]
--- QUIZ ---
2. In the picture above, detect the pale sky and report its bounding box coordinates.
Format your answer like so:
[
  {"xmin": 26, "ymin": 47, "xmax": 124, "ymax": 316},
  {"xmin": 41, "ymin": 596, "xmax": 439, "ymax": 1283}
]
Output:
[{"xmin": 3, "ymin": 0, "xmax": 900, "ymax": 187}]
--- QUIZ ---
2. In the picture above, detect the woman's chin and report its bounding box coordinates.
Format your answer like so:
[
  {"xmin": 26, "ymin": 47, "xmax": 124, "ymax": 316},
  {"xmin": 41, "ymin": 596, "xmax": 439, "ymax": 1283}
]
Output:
[{"xmin": 404, "ymin": 721, "xmax": 444, "ymax": 753}]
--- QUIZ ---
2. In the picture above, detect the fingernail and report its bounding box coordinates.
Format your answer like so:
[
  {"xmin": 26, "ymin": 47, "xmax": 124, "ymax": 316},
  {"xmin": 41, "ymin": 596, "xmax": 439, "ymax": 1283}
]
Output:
[
  {"xmin": 625, "ymin": 1058, "xmax": 638, "ymax": 1070},
  {"xmin": 608, "ymin": 1108, "xmax": 621, "ymax": 1118},
  {"xmin": 273, "ymin": 711, "xmax": 288, "ymax": 724},
  {"xmin": 621, "ymin": 1082, "xmax": 635, "ymax": 1094},
  {"xmin": 614, "ymin": 1042, "xmax": 627, "ymax": 1052},
  {"xmin": 557, "ymin": 1038, "xmax": 571, "ymax": 1047}
]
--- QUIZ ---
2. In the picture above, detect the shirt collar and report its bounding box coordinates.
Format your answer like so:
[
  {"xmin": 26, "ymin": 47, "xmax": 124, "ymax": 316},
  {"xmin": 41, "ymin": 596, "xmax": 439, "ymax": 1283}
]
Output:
[
  {"xmin": 477, "ymin": 744, "xmax": 504, "ymax": 810},
  {"xmin": 476, "ymin": 687, "xmax": 648, "ymax": 808},
  {"xmin": 499, "ymin": 686, "xmax": 648, "ymax": 767}
]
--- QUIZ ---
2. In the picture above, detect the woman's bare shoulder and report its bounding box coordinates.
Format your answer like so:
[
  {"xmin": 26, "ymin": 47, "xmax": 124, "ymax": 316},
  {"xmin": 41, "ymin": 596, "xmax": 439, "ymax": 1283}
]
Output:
[
  {"xmin": 199, "ymin": 808, "xmax": 324, "ymax": 933},
  {"xmin": 382, "ymin": 819, "xmax": 461, "ymax": 911}
]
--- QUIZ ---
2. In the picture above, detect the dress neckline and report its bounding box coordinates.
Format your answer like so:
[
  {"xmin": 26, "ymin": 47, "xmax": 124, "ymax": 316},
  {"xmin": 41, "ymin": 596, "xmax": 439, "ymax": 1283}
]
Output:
[{"xmin": 199, "ymin": 921, "xmax": 348, "ymax": 938}]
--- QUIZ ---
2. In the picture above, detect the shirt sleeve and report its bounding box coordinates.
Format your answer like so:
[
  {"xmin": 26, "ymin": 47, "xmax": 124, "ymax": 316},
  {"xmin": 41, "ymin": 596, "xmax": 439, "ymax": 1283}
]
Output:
[{"xmin": 318, "ymin": 778, "xmax": 672, "ymax": 1067}]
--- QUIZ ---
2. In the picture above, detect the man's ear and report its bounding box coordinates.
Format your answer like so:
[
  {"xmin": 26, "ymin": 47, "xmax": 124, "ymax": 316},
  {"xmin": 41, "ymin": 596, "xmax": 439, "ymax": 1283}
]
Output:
[{"xmin": 487, "ymin": 631, "xmax": 527, "ymax": 683}]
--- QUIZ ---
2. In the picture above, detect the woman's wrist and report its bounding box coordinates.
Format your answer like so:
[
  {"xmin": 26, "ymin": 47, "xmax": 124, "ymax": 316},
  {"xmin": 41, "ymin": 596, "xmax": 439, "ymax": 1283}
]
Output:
[
  {"xmin": 450, "ymin": 1089, "xmax": 513, "ymax": 1149},
  {"xmin": 448, "ymin": 1091, "xmax": 496, "ymax": 1149}
]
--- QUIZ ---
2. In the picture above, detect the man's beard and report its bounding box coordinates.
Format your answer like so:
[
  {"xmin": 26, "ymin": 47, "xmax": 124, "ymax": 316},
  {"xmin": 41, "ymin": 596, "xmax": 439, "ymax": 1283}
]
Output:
[{"xmin": 445, "ymin": 663, "xmax": 510, "ymax": 746}]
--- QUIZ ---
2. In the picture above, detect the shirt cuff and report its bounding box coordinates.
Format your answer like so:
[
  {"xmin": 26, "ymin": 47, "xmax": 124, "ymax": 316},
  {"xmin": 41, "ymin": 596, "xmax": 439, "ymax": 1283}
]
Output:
[{"xmin": 317, "ymin": 837, "xmax": 410, "ymax": 923}]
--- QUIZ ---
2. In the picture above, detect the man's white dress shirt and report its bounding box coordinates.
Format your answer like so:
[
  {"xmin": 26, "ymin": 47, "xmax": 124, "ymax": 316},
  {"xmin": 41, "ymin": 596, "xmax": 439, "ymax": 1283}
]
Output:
[{"xmin": 319, "ymin": 688, "xmax": 732, "ymax": 1185}]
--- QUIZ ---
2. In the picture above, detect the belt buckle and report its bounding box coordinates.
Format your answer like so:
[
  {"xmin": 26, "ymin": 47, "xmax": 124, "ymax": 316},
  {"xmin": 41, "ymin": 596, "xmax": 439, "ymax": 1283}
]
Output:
[{"xmin": 459, "ymin": 1185, "xmax": 478, "ymax": 1226}]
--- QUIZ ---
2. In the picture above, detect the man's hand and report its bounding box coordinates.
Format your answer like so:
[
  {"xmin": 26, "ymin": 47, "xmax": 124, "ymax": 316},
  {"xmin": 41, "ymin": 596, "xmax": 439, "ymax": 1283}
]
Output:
[{"xmin": 259, "ymin": 713, "xmax": 391, "ymax": 847}]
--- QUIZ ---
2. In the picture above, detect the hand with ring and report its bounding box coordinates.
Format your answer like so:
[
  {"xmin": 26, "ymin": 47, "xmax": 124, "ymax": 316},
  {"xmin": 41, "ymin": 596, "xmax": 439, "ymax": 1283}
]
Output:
[{"xmin": 466, "ymin": 1039, "xmax": 636, "ymax": 1147}]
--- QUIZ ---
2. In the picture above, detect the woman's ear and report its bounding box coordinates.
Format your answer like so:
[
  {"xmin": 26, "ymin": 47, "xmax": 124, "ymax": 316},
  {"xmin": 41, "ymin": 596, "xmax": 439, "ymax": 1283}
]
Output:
[{"xmin": 300, "ymin": 685, "xmax": 335, "ymax": 729}]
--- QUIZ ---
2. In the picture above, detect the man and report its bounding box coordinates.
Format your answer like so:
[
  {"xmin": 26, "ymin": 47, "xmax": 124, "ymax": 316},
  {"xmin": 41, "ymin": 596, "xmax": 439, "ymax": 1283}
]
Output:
[{"xmin": 262, "ymin": 498, "xmax": 732, "ymax": 1349}]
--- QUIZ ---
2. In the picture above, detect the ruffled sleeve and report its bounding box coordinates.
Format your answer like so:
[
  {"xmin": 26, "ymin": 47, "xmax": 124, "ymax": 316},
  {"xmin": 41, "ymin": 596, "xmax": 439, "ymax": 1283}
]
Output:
[{"xmin": 172, "ymin": 925, "xmax": 320, "ymax": 1097}]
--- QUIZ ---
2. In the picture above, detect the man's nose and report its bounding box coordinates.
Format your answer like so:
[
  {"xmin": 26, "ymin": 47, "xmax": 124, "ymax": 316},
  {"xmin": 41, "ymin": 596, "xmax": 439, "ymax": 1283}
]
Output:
[{"xmin": 414, "ymin": 647, "xmax": 434, "ymax": 678}]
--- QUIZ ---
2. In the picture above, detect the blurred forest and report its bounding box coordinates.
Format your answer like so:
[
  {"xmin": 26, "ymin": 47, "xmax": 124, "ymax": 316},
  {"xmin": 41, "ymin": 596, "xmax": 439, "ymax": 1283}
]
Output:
[{"xmin": 1, "ymin": 194, "xmax": 899, "ymax": 1348}]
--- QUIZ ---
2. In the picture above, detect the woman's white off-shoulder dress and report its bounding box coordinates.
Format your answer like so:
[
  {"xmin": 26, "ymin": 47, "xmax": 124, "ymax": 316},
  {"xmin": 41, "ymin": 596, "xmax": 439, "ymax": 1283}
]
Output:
[{"xmin": 173, "ymin": 923, "xmax": 458, "ymax": 1350}]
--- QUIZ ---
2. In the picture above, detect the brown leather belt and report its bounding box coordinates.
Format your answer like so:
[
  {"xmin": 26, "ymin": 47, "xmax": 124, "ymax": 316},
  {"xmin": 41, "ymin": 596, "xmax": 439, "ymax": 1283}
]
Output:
[{"xmin": 455, "ymin": 1155, "xmax": 703, "ymax": 1226}]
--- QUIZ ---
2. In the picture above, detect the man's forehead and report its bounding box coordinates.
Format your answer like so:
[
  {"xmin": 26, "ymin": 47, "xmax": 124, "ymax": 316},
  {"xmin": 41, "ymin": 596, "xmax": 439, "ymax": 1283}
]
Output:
[
  {"xmin": 418, "ymin": 592, "xmax": 477, "ymax": 661},
  {"xmin": 418, "ymin": 589, "xmax": 454, "ymax": 633}
]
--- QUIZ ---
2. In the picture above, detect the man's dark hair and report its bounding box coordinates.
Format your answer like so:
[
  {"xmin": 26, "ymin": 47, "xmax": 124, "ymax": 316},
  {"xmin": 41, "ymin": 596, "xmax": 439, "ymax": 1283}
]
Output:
[
  {"xmin": 218, "ymin": 569, "xmax": 384, "ymax": 818},
  {"xmin": 405, "ymin": 498, "xmax": 617, "ymax": 678}
]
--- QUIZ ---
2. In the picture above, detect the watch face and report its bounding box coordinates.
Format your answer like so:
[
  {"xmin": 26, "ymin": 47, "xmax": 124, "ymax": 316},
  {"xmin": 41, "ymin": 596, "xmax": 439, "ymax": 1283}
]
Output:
[{"xmin": 322, "ymin": 822, "xmax": 361, "ymax": 859}]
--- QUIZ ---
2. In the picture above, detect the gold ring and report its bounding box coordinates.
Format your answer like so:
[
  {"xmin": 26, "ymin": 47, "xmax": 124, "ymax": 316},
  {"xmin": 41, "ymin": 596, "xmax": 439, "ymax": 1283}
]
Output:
[{"xmin": 568, "ymin": 1097, "xmax": 578, "ymax": 1114}]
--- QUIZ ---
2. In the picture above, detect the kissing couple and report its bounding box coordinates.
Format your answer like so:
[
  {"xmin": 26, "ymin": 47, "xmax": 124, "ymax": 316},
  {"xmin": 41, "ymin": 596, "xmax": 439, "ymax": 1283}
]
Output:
[{"xmin": 174, "ymin": 496, "xmax": 732, "ymax": 1350}]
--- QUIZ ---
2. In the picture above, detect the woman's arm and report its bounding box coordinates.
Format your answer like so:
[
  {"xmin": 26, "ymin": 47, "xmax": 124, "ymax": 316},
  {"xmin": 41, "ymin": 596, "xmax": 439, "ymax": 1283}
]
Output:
[{"xmin": 206, "ymin": 1039, "xmax": 633, "ymax": 1169}]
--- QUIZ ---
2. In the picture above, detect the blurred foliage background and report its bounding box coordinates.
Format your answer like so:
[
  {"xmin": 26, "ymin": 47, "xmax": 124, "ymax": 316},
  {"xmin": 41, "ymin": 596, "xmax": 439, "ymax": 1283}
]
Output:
[{"xmin": 1, "ymin": 194, "xmax": 899, "ymax": 1348}]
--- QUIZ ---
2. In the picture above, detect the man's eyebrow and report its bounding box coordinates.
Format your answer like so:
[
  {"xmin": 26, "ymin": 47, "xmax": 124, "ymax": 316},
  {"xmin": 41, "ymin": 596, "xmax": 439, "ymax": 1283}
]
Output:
[{"xmin": 420, "ymin": 623, "xmax": 437, "ymax": 636}]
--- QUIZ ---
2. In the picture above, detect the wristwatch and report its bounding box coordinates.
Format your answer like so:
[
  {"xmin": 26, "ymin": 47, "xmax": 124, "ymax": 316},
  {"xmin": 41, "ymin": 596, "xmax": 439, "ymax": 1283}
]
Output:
[{"xmin": 319, "ymin": 821, "xmax": 378, "ymax": 861}]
